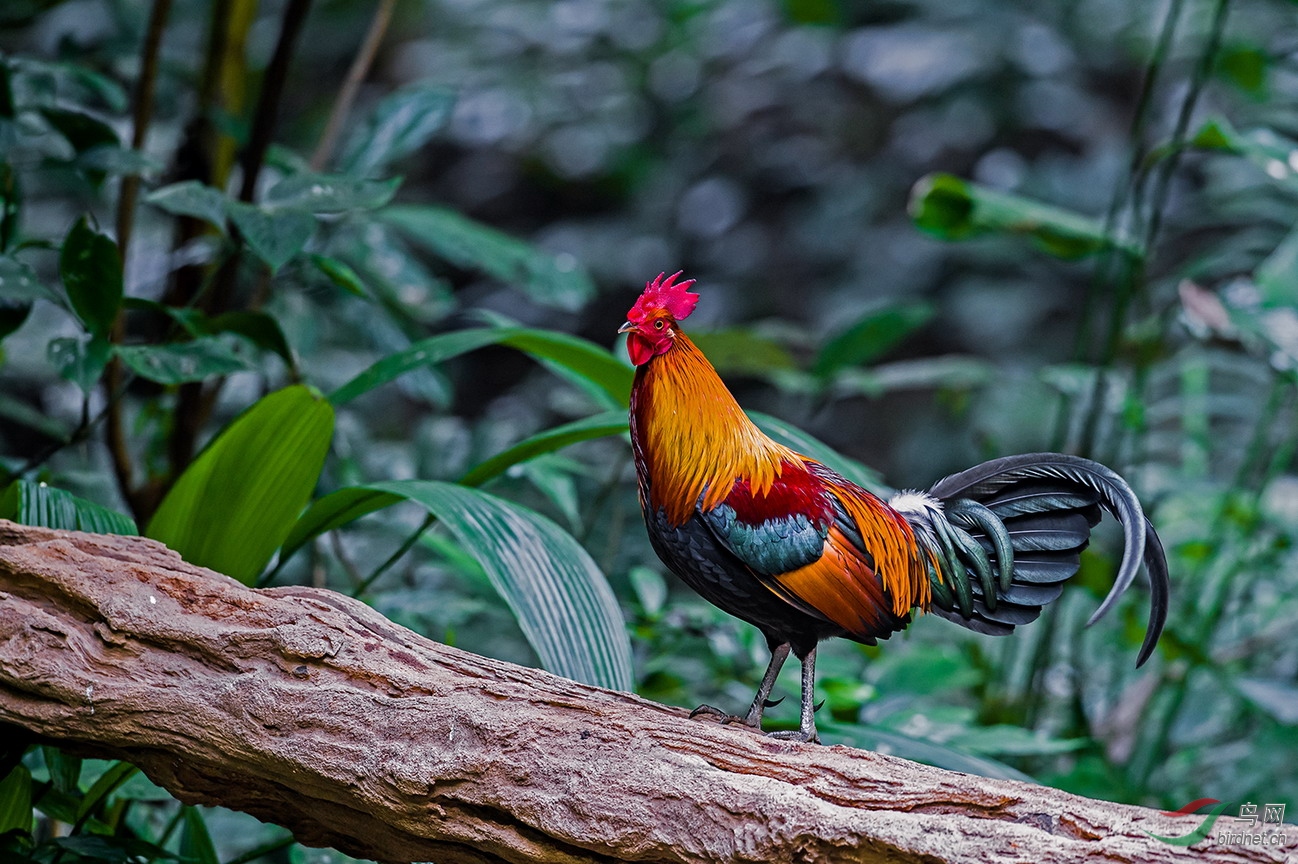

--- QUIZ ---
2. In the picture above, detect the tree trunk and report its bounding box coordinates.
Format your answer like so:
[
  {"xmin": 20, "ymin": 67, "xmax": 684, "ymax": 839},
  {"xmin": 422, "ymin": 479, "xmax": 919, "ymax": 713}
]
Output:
[{"xmin": 0, "ymin": 520, "xmax": 1289, "ymax": 864}]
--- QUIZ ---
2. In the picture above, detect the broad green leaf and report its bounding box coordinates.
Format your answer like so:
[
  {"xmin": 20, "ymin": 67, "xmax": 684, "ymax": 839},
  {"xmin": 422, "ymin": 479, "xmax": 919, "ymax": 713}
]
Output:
[
  {"xmin": 73, "ymin": 760, "xmax": 137, "ymax": 825},
  {"xmin": 1192, "ymin": 117, "xmax": 1298, "ymax": 192},
  {"xmin": 116, "ymin": 337, "xmax": 252, "ymax": 385},
  {"xmin": 309, "ymin": 254, "xmax": 369, "ymax": 297},
  {"xmin": 53, "ymin": 836, "xmax": 181, "ymax": 862},
  {"xmin": 226, "ymin": 201, "xmax": 316, "ymax": 273},
  {"xmin": 382, "ymin": 204, "xmax": 595, "ymax": 311},
  {"xmin": 0, "ymin": 393, "xmax": 68, "ymax": 442},
  {"xmin": 77, "ymin": 145, "xmax": 164, "ymax": 179},
  {"xmin": 688, "ymin": 327, "xmax": 798, "ymax": 377},
  {"xmin": 42, "ymin": 747, "xmax": 80, "ymax": 794},
  {"xmin": 1254, "ymin": 222, "xmax": 1298, "ymax": 306},
  {"xmin": 0, "ymin": 480, "xmax": 137, "ymax": 534},
  {"xmin": 206, "ymin": 312, "xmax": 295, "ymax": 369},
  {"xmin": 0, "ymin": 255, "xmax": 62, "ymax": 306},
  {"xmin": 145, "ymin": 181, "xmax": 229, "ymax": 229},
  {"xmin": 949, "ymin": 724, "xmax": 1086, "ymax": 757},
  {"xmin": 263, "ymin": 173, "xmax": 400, "ymax": 213},
  {"xmin": 147, "ymin": 385, "xmax": 335, "ymax": 584},
  {"xmin": 0, "ymin": 297, "xmax": 29, "ymax": 340},
  {"xmin": 750, "ymin": 411, "xmax": 888, "ymax": 495},
  {"xmin": 336, "ymin": 222, "xmax": 454, "ymax": 323},
  {"xmin": 120, "ymin": 300, "xmax": 295, "ymax": 370},
  {"xmin": 280, "ymin": 411, "xmax": 628, "ymax": 562},
  {"xmin": 48, "ymin": 334, "xmax": 111, "ymax": 392},
  {"xmin": 59, "ymin": 216, "xmax": 122, "ymax": 337},
  {"xmin": 458, "ymin": 410, "xmax": 628, "ymax": 487},
  {"xmin": 329, "ymin": 327, "xmax": 631, "ymax": 408},
  {"xmin": 368, "ymin": 479, "xmax": 633, "ymax": 691},
  {"xmin": 818, "ymin": 721, "xmax": 1036, "ymax": 783},
  {"xmin": 179, "ymin": 807, "xmax": 219, "ymax": 864},
  {"xmin": 909, "ymin": 173, "xmax": 1140, "ymax": 260},
  {"xmin": 340, "ymin": 85, "xmax": 455, "ymax": 177},
  {"xmin": 813, "ymin": 302, "xmax": 935, "ymax": 378},
  {"xmin": 0, "ymin": 763, "xmax": 32, "ymax": 835},
  {"xmin": 833, "ymin": 355, "xmax": 994, "ymax": 398},
  {"xmin": 40, "ymin": 107, "xmax": 119, "ymax": 152},
  {"xmin": 1234, "ymin": 677, "xmax": 1298, "ymax": 724},
  {"xmin": 279, "ymin": 486, "xmax": 403, "ymax": 563}
]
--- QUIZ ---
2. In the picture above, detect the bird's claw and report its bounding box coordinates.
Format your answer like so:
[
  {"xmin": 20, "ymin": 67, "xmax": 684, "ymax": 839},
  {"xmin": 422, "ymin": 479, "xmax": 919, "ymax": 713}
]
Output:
[
  {"xmin": 689, "ymin": 704, "xmax": 758, "ymax": 728},
  {"xmin": 766, "ymin": 729, "xmax": 820, "ymax": 744}
]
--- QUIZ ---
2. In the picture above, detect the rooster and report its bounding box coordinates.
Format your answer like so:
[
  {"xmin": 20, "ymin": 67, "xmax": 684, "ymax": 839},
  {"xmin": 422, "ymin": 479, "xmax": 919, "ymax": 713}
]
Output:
[{"xmin": 621, "ymin": 272, "xmax": 1169, "ymax": 743}]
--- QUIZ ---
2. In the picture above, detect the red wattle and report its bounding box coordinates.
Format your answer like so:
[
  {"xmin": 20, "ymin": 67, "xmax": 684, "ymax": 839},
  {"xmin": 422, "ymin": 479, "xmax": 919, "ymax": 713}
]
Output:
[{"xmin": 627, "ymin": 331, "xmax": 656, "ymax": 366}]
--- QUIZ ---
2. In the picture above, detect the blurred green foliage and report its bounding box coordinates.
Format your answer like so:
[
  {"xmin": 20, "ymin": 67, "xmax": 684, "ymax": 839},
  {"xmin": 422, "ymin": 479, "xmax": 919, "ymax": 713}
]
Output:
[{"xmin": 1, "ymin": 0, "xmax": 1297, "ymax": 861}]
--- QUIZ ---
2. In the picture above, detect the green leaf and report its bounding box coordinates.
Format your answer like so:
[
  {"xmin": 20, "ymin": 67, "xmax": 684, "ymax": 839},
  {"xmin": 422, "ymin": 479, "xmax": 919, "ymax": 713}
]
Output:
[
  {"xmin": 1254, "ymin": 223, "xmax": 1298, "ymax": 307},
  {"xmin": 309, "ymin": 254, "xmax": 369, "ymax": 298},
  {"xmin": 145, "ymin": 181, "xmax": 229, "ymax": 229},
  {"xmin": 909, "ymin": 173, "xmax": 1139, "ymax": 260},
  {"xmin": 373, "ymin": 480, "xmax": 633, "ymax": 691},
  {"xmin": 1234, "ymin": 677, "xmax": 1298, "ymax": 724},
  {"xmin": 146, "ymin": 385, "xmax": 335, "ymax": 584},
  {"xmin": 1217, "ymin": 44, "xmax": 1268, "ymax": 97},
  {"xmin": 120, "ymin": 301, "xmax": 295, "ymax": 370},
  {"xmin": 329, "ymin": 327, "xmax": 631, "ymax": 409},
  {"xmin": 1190, "ymin": 117, "xmax": 1298, "ymax": 191},
  {"xmin": 340, "ymin": 85, "xmax": 455, "ymax": 177},
  {"xmin": 0, "ymin": 763, "xmax": 32, "ymax": 836},
  {"xmin": 0, "ymin": 480, "xmax": 137, "ymax": 534},
  {"xmin": 813, "ymin": 302, "xmax": 935, "ymax": 378},
  {"xmin": 382, "ymin": 204, "xmax": 595, "ymax": 311},
  {"xmin": 687, "ymin": 327, "xmax": 798, "ymax": 377},
  {"xmin": 0, "ymin": 393, "xmax": 68, "ymax": 442},
  {"xmin": 226, "ymin": 201, "xmax": 316, "ymax": 273},
  {"xmin": 818, "ymin": 721, "xmax": 1036, "ymax": 783},
  {"xmin": 40, "ymin": 107, "xmax": 119, "ymax": 152},
  {"xmin": 77, "ymin": 145, "xmax": 164, "ymax": 179},
  {"xmin": 48, "ymin": 334, "xmax": 112, "ymax": 392},
  {"xmin": 206, "ymin": 312, "xmax": 295, "ymax": 370},
  {"xmin": 458, "ymin": 410, "xmax": 629, "ymax": 487},
  {"xmin": 750, "ymin": 411, "xmax": 888, "ymax": 495},
  {"xmin": 0, "ymin": 255, "xmax": 62, "ymax": 306},
  {"xmin": 263, "ymin": 173, "xmax": 401, "ymax": 213},
  {"xmin": 73, "ymin": 760, "xmax": 137, "ymax": 826},
  {"xmin": 59, "ymin": 216, "xmax": 123, "ymax": 337},
  {"xmin": 42, "ymin": 747, "xmax": 81, "ymax": 795},
  {"xmin": 0, "ymin": 297, "xmax": 29, "ymax": 340},
  {"xmin": 833, "ymin": 355, "xmax": 994, "ymax": 398},
  {"xmin": 53, "ymin": 835, "xmax": 181, "ymax": 863},
  {"xmin": 279, "ymin": 487, "xmax": 403, "ymax": 564},
  {"xmin": 116, "ymin": 337, "xmax": 252, "ymax": 385},
  {"xmin": 179, "ymin": 807, "xmax": 219, "ymax": 864}
]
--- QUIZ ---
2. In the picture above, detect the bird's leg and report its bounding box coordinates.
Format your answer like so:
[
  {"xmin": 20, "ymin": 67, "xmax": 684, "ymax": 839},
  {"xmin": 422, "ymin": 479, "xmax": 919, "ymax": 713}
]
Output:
[
  {"xmin": 689, "ymin": 642, "xmax": 791, "ymax": 729},
  {"xmin": 767, "ymin": 645, "xmax": 820, "ymax": 743}
]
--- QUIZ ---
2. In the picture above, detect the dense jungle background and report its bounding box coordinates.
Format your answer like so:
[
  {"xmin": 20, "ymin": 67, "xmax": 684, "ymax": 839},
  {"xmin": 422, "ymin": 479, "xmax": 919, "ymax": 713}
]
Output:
[{"xmin": 1, "ymin": 0, "xmax": 1297, "ymax": 860}]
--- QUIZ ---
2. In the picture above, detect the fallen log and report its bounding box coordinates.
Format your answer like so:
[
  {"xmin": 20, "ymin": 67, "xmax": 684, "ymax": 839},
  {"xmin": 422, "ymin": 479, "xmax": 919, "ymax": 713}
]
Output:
[{"xmin": 0, "ymin": 519, "xmax": 1289, "ymax": 863}]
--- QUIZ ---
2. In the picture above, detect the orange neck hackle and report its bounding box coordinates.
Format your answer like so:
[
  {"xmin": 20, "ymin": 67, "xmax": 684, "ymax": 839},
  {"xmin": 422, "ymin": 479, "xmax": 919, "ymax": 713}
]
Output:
[{"xmin": 630, "ymin": 332, "xmax": 798, "ymax": 526}]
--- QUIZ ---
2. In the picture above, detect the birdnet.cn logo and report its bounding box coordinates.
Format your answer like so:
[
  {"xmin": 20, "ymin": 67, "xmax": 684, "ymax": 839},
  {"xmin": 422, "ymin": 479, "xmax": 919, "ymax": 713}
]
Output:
[{"xmin": 1144, "ymin": 799, "xmax": 1288, "ymax": 847}]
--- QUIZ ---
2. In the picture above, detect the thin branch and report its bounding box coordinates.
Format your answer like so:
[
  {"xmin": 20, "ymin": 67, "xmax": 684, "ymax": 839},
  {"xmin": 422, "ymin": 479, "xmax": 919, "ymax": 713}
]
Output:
[
  {"xmin": 310, "ymin": 0, "xmax": 397, "ymax": 171},
  {"xmin": 105, "ymin": 0, "xmax": 174, "ymax": 520},
  {"xmin": 237, "ymin": 0, "xmax": 315, "ymax": 203}
]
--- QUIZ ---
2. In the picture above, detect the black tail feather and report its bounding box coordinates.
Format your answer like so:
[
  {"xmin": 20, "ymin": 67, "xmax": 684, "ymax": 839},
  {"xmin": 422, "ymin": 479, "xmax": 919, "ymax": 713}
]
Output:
[{"xmin": 922, "ymin": 453, "xmax": 1169, "ymax": 667}]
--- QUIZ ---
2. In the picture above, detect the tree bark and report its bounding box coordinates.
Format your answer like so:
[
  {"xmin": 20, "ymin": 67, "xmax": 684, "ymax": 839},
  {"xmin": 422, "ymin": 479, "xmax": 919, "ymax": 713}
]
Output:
[{"xmin": 0, "ymin": 520, "xmax": 1289, "ymax": 864}]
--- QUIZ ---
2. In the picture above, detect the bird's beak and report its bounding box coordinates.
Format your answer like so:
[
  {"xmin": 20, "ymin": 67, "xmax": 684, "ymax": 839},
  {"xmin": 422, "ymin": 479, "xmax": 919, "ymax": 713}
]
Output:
[{"xmin": 617, "ymin": 321, "xmax": 635, "ymax": 334}]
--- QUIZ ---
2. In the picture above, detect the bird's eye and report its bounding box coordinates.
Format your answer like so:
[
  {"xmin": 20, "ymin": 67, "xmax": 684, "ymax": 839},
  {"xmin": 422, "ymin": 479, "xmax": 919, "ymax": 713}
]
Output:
[{"xmin": 654, "ymin": 320, "xmax": 665, "ymax": 330}]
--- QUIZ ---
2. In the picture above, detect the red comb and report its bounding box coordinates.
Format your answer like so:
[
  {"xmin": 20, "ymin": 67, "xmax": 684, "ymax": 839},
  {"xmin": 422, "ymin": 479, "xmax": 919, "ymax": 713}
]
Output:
[{"xmin": 627, "ymin": 271, "xmax": 699, "ymax": 323}]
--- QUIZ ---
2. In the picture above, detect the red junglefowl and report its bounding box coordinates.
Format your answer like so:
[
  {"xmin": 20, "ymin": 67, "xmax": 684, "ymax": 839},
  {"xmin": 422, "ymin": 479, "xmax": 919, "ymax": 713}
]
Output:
[{"xmin": 621, "ymin": 272, "xmax": 1169, "ymax": 743}]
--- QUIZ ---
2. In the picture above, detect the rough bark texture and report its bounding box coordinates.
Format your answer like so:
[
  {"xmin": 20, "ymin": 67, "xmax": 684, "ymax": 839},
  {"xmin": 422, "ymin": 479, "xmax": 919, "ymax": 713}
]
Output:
[{"xmin": 0, "ymin": 520, "xmax": 1290, "ymax": 864}]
